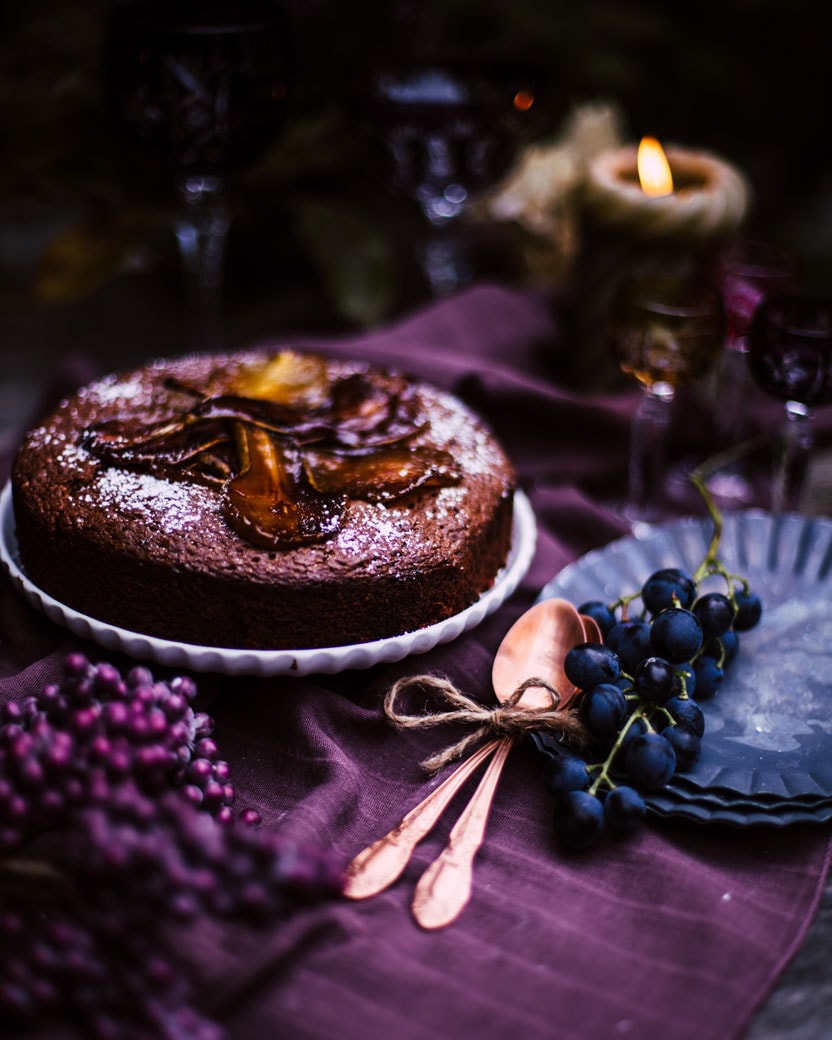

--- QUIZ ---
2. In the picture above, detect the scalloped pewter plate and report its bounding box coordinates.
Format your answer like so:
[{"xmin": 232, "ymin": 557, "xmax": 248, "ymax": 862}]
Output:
[
  {"xmin": 644, "ymin": 788, "xmax": 832, "ymax": 829},
  {"xmin": 0, "ymin": 483, "xmax": 536, "ymax": 678},
  {"xmin": 539, "ymin": 510, "xmax": 832, "ymax": 806}
]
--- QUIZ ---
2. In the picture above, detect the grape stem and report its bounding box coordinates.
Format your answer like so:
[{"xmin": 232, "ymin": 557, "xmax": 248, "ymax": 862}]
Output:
[
  {"xmin": 588, "ymin": 705, "xmax": 652, "ymax": 796},
  {"xmin": 612, "ymin": 592, "xmax": 642, "ymax": 619},
  {"xmin": 689, "ymin": 436, "xmax": 766, "ymax": 591}
]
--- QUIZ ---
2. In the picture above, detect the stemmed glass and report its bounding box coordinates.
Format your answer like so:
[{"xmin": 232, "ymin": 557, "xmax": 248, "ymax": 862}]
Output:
[
  {"xmin": 747, "ymin": 292, "xmax": 832, "ymax": 513},
  {"xmin": 347, "ymin": 57, "xmax": 546, "ymax": 297},
  {"xmin": 608, "ymin": 275, "xmax": 725, "ymax": 523},
  {"xmin": 106, "ymin": 0, "xmax": 293, "ymax": 351},
  {"xmin": 708, "ymin": 237, "xmax": 802, "ymax": 502}
]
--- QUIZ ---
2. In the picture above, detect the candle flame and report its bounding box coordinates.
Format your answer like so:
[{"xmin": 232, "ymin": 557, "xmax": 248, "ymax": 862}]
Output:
[{"xmin": 637, "ymin": 137, "xmax": 673, "ymax": 197}]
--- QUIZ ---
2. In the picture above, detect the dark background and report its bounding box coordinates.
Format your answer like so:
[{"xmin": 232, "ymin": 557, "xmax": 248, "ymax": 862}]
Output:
[{"xmin": 1, "ymin": 0, "xmax": 830, "ymax": 422}]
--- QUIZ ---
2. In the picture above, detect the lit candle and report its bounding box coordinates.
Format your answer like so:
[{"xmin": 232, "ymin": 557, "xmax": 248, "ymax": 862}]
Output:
[
  {"xmin": 565, "ymin": 138, "xmax": 750, "ymax": 387},
  {"xmin": 583, "ymin": 137, "xmax": 750, "ymax": 241}
]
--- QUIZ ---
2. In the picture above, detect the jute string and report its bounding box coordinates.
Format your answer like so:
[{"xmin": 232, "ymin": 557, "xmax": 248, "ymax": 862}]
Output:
[{"xmin": 383, "ymin": 674, "xmax": 587, "ymax": 774}]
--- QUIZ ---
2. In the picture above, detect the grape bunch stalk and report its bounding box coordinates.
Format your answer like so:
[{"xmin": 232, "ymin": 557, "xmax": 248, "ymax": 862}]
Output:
[
  {"xmin": 0, "ymin": 654, "xmax": 343, "ymax": 1040},
  {"xmin": 534, "ymin": 489, "xmax": 764, "ymax": 850}
]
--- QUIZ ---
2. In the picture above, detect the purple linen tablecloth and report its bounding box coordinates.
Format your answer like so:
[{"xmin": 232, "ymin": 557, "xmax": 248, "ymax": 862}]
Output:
[{"xmin": 1, "ymin": 285, "xmax": 830, "ymax": 1040}]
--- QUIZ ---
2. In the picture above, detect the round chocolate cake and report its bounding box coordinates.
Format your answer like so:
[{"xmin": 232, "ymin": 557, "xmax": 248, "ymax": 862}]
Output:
[{"xmin": 11, "ymin": 349, "xmax": 516, "ymax": 650}]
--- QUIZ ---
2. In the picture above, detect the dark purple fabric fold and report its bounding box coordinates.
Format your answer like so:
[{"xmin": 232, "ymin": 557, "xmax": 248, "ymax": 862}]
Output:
[{"xmin": 1, "ymin": 284, "xmax": 830, "ymax": 1040}]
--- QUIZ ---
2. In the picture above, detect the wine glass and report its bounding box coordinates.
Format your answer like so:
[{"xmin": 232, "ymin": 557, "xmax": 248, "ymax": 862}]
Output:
[
  {"xmin": 346, "ymin": 57, "xmax": 547, "ymax": 297},
  {"xmin": 707, "ymin": 237, "xmax": 802, "ymax": 502},
  {"xmin": 608, "ymin": 274, "xmax": 725, "ymax": 523},
  {"xmin": 747, "ymin": 292, "xmax": 832, "ymax": 513},
  {"xmin": 106, "ymin": 0, "xmax": 293, "ymax": 351}
]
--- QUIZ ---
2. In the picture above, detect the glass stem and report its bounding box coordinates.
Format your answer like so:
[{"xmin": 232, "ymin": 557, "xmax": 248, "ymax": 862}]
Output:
[
  {"xmin": 174, "ymin": 174, "xmax": 231, "ymax": 352},
  {"xmin": 629, "ymin": 383, "xmax": 675, "ymax": 518},
  {"xmin": 415, "ymin": 225, "xmax": 473, "ymax": 297},
  {"xmin": 706, "ymin": 347, "xmax": 756, "ymax": 505},
  {"xmin": 714, "ymin": 346, "xmax": 750, "ymax": 440},
  {"xmin": 774, "ymin": 401, "xmax": 814, "ymax": 513},
  {"xmin": 416, "ymin": 183, "xmax": 471, "ymax": 297}
]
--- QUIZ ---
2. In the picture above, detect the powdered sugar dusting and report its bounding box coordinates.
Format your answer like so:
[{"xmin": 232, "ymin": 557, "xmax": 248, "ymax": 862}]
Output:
[
  {"xmin": 56, "ymin": 441, "xmax": 91, "ymax": 468},
  {"xmin": 333, "ymin": 503, "xmax": 446, "ymax": 575},
  {"xmin": 426, "ymin": 400, "xmax": 502, "ymax": 476},
  {"xmin": 26, "ymin": 427, "xmax": 89, "ymax": 468},
  {"xmin": 334, "ymin": 485, "xmax": 471, "ymax": 574},
  {"xmin": 334, "ymin": 504, "xmax": 413, "ymax": 572},
  {"xmin": 82, "ymin": 375, "xmax": 147, "ymax": 407},
  {"xmin": 95, "ymin": 470, "xmax": 210, "ymax": 532}
]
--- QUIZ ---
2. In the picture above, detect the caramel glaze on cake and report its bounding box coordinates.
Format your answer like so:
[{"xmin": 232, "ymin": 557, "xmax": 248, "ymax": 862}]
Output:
[{"xmin": 11, "ymin": 349, "xmax": 516, "ymax": 650}]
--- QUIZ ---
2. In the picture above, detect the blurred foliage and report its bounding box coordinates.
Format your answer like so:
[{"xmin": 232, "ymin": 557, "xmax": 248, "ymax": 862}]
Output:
[
  {"xmin": 1, "ymin": 0, "xmax": 831, "ymax": 326},
  {"xmin": 290, "ymin": 197, "xmax": 397, "ymax": 326},
  {"xmin": 33, "ymin": 208, "xmax": 160, "ymax": 303}
]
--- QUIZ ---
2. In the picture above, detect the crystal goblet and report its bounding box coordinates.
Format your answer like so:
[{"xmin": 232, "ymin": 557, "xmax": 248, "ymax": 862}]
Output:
[
  {"xmin": 106, "ymin": 0, "xmax": 292, "ymax": 351},
  {"xmin": 347, "ymin": 57, "xmax": 546, "ymax": 297},
  {"xmin": 747, "ymin": 292, "xmax": 832, "ymax": 513},
  {"xmin": 708, "ymin": 237, "xmax": 802, "ymax": 502},
  {"xmin": 608, "ymin": 274, "xmax": 725, "ymax": 522}
]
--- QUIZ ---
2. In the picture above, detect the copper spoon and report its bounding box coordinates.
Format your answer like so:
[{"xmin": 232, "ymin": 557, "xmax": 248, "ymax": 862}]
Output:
[
  {"xmin": 343, "ymin": 737, "xmax": 502, "ymax": 900},
  {"xmin": 411, "ymin": 598, "xmax": 590, "ymax": 930}
]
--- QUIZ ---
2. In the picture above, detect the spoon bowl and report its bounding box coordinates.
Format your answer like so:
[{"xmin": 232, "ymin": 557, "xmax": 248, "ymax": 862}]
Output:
[{"xmin": 491, "ymin": 597, "xmax": 590, "ymax": 710}]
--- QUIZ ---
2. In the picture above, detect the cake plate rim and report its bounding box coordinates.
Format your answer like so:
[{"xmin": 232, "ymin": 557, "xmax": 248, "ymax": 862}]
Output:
[{"xmin": 0, "ymin": 481, "xmax": 536, "ymax": 678}]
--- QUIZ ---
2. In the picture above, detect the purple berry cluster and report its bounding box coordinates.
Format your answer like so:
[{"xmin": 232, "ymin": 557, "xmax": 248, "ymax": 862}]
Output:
[
  {"xmin": 533, "ymin": 565, "xmax": 763, "ymax": 850},
  {"xmin": 0, "ymin": 654, "xmax": 343, "ymax": 1039}
]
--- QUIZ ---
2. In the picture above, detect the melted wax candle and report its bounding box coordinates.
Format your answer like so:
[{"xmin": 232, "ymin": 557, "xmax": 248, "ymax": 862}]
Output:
[
  {"xmin": 565, "ymin": 138, "xmax": 750, "ymax": 387},
  {"xmin": 583, "ymin": 137, "xmax": 750, "ymax": 242}
]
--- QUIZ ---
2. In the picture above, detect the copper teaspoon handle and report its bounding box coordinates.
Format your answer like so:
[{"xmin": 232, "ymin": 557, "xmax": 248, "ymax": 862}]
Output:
[
  {"xmin": 343, "ymin": 738, "xmax": 502, "ymax": 900},
  {"xmin": 411, "ymin": 737, "xmax": 512, "ymax": 930}
]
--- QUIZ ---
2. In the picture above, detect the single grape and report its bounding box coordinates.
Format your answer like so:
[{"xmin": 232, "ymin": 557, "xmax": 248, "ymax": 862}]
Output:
[
  {"xmin": 577, "ymin": 600, "xmax": 617, "ymax": 637},
  {"xmin": 692, "ymin": 592, "xmax": 736, "ymax": 641},
  {"xmin": 555, "ymin": 790, "xmax": 604, "ymax": 849},
  {"xmin": 662, "ymin": 724, "xmax": 701, "ymax": 771},
  {"xmin": 563, "ymin": 643, "xmax": 621, "ymax": 691},
  {"xmin": 641, "ymin": 568, "xmax": 697, "ymax": 613},
  {"xmin": 578, "ymin": 683, "xmax": 628, "ymax": 738},
  {"xmin": 649, "ymin": 608, "xmax": 703, "ymax": 664},
  {"xmin": 605, "ymin": 619, "xmax": 652, "ymax": 673},
  {"xmin": 603, "ymin": 785, "xmax": 646, "ymax": 832},
  {"xmin": 541, "ymin": 750, "xmax": 591, "ymax": 794},
  {"xmin": 692, "ymin": 656, "xmax": 724, "ymax": 700},
  {"xmin": 722, "ymin": 629, "xmax": 740, "ymax": 666},
  {"xmin": 633, "ymin": 657, "xmax": 676, "ymax": 704},
  {"xmin": 733, "ymin": 589, "xmax": 763, "ymax": 631},
  {"xmin": 624, "ymin": 733, "xmax": 676, "ymax": 791},
  {"xmin": 662, "ymin": 696, "xmax": 705, "ymax": 738}
]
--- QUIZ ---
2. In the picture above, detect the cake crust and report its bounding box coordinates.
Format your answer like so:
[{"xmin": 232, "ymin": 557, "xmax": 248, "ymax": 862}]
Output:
[{"xmin": 11, "ymin": 350, "xmax": 516, "ymax": 650}]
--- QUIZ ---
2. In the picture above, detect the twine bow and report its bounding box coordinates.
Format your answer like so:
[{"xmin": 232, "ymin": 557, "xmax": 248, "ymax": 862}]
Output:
[{"xmin": 384, "ymin": 674, "xmax": 586, "ymax": 774}]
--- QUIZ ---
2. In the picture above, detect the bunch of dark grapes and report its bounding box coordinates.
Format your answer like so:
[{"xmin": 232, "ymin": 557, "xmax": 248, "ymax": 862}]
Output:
[
  {"xmin": 533, "ymin": 566, "xmax": 763, "ymax": 850},
  {"xmin": 0, "ymin": 653, "xmax": 343, "ymax": 1040}
]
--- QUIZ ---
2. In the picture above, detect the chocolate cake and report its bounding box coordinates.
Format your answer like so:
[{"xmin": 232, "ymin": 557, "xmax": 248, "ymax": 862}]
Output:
[{"xmin": 11, "ymin": 349, "xmax": 516, "ymax": 650}]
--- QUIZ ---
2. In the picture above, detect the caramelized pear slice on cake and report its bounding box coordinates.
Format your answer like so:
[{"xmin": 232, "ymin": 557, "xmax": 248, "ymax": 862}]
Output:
[
  {"xmin": 222, "ymin": 425, "xmax": 345, "ymax": 549},
  {"xmin": 305, "ymin": 446, "xmax": 460, "ymax": 502}
]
